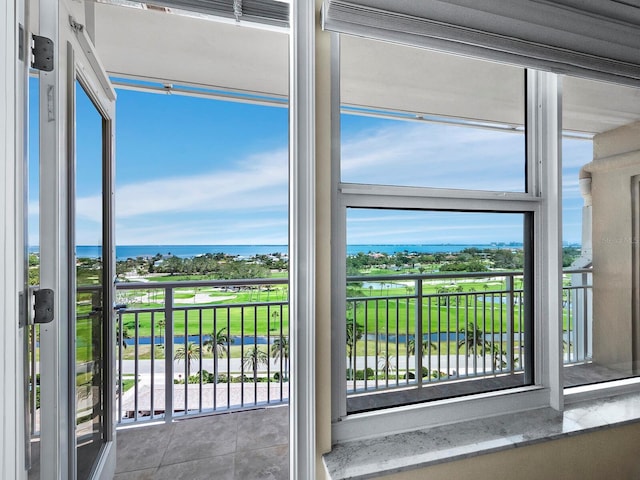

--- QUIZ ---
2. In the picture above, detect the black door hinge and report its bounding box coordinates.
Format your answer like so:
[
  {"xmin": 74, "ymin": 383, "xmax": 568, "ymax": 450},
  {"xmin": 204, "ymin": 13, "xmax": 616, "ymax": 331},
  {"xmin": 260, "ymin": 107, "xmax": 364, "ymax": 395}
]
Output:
[
  {"xmin": 18, "ymin": 291, "xmax": 26, "ymax": 328},
  {"xmin": 33, "ymin": 289, "xmax": 55, "ymax": 324},
  {"xmin": 18, "ymin": 25, "xmax": 24, "ymax": 61},
  {"xmin": 31, "ymin": 34, "xmax": 54, "ymax": 72}
]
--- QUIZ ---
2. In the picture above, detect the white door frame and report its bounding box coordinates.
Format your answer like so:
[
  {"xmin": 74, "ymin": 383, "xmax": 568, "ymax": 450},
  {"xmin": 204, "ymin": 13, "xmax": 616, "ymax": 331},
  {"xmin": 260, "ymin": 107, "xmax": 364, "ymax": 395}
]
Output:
[
  {"xmin": 38, "ymin": 0, "xmax": 70, "ymax": 477},
  {"xmin": 66, "ymin": 37, "xmax": 117, "ymax": 480},
  {"xmin": 0, "ymin": 0, "xmax": 28, "ymax": 477},
  {"xmin": 38, "ymin": 1, "xmax": 117, "ymax": 477}
]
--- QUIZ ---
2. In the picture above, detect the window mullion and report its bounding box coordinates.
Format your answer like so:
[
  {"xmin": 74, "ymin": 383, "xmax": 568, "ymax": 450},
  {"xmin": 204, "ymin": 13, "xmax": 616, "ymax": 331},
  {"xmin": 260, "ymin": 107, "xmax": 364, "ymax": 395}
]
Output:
[{"xmin": 529, "ymin": 69, "xmax": 564, "ymax": 410}]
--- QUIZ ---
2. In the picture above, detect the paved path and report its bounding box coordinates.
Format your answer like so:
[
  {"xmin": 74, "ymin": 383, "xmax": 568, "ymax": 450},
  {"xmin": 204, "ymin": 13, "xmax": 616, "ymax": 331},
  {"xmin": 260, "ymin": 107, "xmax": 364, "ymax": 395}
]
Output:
[
  {"xmin": 118, "ymin": 354, "xmax": 518, "ymax": 378},
  {"xmin": 120, "ymin": 358, "xmax": 288, "ymax": 378}
]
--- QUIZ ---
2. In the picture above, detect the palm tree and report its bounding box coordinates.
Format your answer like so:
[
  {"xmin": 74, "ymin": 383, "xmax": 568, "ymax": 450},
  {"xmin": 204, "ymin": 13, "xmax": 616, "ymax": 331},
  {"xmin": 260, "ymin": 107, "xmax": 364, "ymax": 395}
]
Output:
[
  {"xmin": 407, "ymin": 336, "xmax": 437, "ymax": 357},
  {"xmin": 346, "ymin": 320, "xmax": 364, "ymax": 379},
  {"xmin": 491, "ymin": 343, "xmax": 507, "ymax": 370},
  {"xmin": 271, "ymin": 336, "xmax": 289, "ymax": 380},
  {"xmin": 457, "ymin": 322, "xmax": 490, "ymax": 356},
  {"xmin": 270, "ymin": 310, "xmax": 280, "ymax": 332},
  {"xmin": 116, "ymin": 325, "xmax": 132, "ymax": 349},
  {"xmin": 204, "ymin": 328, "xmax": 231, "ymax": 383},
  {"xmin": 377, "ymin": 349, "xmax": 396, "ymax": 377},
  {"xmin": 243, "ymin": 346, "xmax": 268, "ymax": 382},
  {"xmin": 156, "ymin": 319, "xmax": 165, "ymax": 341},
  {"xmin": 174, "ymin": 342, "xmax": 200, "ymax": 378},
  {"xmin": 436, "ymin": 287, "xmax": 448, "ymax": 307}
]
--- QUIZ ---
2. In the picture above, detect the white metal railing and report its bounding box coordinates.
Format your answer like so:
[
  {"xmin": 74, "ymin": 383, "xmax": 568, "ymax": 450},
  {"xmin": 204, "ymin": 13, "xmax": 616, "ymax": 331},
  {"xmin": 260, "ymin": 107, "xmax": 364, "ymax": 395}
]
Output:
[
  {"xmin": 344, "ymin": 268, "xmax": 593, "ymax": 400},
  {"xmin": 115, "ymin": 278, "xmax": 289, "ymax": 424}
]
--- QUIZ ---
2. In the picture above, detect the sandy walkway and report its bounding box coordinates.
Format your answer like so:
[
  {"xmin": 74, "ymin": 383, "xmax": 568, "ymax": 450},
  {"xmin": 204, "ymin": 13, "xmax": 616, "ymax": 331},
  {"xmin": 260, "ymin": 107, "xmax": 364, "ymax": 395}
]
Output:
[{"xmin": 174, "ymin": 293, "xmax": 237, "ymax": 304}]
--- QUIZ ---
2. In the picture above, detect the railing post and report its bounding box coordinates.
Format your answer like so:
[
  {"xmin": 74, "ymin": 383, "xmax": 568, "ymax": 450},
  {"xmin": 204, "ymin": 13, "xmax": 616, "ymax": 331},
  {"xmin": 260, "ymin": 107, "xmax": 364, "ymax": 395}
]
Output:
[
  {"xmin": 566, "ymin": 269, "xmax": 592, "ymax": 364},
  {"xmin": 117, "ymin": 311, "xmax": 123, "ymax": 423},
  {"xmin": 415, "ymin": 279, "xmax": 423, "ymax": 388},
  {"xmin": 164, "ymin": 286, "xmax": 173, "ymax": 423},
  {"xmin": 30, "ymin": 324, "xmax": 37, "ymax": 436},
  {"xmin": 506, "ymin": 275, "xmax": 514, "ymax": 373},
  {"xmin": 572, "ymin": 271, "xmax": 583, "ymax": 362},
  {"xmin": 585, "ymin": 272, "xmax": 592, "ymax": 361}
]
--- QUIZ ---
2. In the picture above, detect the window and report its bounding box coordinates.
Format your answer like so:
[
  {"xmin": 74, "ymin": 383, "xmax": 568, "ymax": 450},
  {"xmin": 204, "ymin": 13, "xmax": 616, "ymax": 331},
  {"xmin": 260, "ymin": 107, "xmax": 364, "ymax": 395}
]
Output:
[
  {"xmin": 333, "ymin": 35, "xmax": 542, "ymax": 425},
  {"xmin": 345, "ymin": 209, "xmax": 532, "ymax": 413}
]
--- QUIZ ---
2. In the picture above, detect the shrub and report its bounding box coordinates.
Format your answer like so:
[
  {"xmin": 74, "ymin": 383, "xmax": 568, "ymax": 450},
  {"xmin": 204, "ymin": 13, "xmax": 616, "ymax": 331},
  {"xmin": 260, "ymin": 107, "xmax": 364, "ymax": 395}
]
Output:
[{"xmin": 355, "ymin": 368, "xmax": 375, "ymax": 380}]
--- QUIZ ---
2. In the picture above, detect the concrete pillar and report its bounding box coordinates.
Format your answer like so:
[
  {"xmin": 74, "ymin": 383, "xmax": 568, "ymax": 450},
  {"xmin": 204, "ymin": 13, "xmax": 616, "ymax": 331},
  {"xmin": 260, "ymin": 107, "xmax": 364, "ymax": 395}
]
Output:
[{"xmin": 584, "ymin": 121, "xmax": 640, "ymax": 371}]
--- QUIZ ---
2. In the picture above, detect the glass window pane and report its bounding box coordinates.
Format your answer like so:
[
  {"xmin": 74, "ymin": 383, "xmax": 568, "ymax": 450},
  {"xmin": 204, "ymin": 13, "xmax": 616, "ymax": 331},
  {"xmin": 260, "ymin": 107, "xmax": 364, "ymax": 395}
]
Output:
[
  {"xmin": 340, "ymin": 36, "xmax": 526, "ymax": 191},
  {"xmin": 27, "ymin": 74, "xmax": 41, "ymax": 474},
  {"xmin": 75, "ymin": 80, "xmax": 106, "ymax": 477},
  {"xmin": 345, "ymin": 208, "xmax": 531, "ymax": 413}
]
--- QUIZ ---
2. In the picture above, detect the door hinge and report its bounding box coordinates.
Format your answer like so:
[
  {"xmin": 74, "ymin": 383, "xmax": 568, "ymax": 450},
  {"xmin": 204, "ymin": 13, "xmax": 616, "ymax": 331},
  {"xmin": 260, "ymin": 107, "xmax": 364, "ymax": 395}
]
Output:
[
  {"xmin": 18, "ymin": 24, "xmax": 24, "ymax": 62},
  {"xmin": 18, "ymin": 291, "xmax": 26, "ymax": 327},
  {"xmin": 33, "ymin": 289, "xmax": 55, "ymax": 324},
  {"xmin": 31, "ymin": 34, "xmax": 54, "ymax": 72}
]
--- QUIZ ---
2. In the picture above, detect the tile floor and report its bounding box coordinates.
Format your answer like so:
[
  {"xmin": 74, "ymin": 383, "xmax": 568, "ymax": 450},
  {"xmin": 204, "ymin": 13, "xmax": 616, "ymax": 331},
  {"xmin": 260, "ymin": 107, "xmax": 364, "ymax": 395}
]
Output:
[{"xmin": 114, "ymin": 406, "xmax": 289, "ymax": 480}]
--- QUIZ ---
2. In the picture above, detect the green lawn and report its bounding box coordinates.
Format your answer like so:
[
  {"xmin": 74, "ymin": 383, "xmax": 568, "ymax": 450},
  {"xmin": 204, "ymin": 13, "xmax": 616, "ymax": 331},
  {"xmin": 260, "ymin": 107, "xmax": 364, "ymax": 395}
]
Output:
[{"xmin": 112, "ymin": 273, "xmax": 578, "ymax": 342}]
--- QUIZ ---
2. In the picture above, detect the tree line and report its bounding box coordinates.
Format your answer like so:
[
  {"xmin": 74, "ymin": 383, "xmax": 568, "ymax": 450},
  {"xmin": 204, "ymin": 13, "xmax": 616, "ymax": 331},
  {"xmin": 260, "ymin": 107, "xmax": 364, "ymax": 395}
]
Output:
[
  {"xmin": 347, "ymin": 246, "xmax": 581, "ymax": 274},
  {"xmin": 116, "ymin": 252, "xmax": 287, "ymax": 279}
]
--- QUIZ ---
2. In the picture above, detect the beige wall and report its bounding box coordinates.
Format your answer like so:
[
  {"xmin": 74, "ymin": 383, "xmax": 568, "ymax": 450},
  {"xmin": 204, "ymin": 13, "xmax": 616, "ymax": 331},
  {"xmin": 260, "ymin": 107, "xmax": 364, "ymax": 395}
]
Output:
[
  {"xmin": 315, "ymin": 1, "xmax": 333, "ymax": 478},
  {"xmin": 379, "ymin": 422, "xmax": 640, "ymax": 480}
]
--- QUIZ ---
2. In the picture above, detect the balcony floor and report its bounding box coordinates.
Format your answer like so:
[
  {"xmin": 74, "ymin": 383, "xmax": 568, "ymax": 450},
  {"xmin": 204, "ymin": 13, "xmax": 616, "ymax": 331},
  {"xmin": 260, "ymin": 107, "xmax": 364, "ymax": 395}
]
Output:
[{"xmin": 114, "ymin": 405, "xmax": 289, "ymax": 480}]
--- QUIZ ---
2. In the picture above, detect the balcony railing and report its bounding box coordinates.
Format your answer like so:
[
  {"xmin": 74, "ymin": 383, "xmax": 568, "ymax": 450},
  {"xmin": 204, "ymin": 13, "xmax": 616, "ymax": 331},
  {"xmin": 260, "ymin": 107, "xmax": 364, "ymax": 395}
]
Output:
[
  {"xmin": 115, "ymin": 278, "xmax": 289, "ymax": 424},
  {"xmin": 28, "ymin": 268, "xmax": 592, "ymax": 433},
  {"xmin": 344, "ymin": 268, "xmax": 593, "ymax": 401}
]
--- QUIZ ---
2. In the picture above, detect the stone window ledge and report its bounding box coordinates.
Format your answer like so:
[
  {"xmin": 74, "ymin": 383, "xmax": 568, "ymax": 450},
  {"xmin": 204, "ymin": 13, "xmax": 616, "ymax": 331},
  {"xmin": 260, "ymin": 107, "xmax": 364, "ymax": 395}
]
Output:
[{"xmin": 323, "ymin": 391, "xmax": 640, "ymax": 479}]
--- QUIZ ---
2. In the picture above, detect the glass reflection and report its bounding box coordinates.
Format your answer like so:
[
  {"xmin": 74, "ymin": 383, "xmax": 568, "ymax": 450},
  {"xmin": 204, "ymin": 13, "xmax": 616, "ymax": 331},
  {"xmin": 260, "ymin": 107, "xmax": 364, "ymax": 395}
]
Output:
[{"xmin": 75, "ymin": 79, "xmax": 105, "ymax": 479}]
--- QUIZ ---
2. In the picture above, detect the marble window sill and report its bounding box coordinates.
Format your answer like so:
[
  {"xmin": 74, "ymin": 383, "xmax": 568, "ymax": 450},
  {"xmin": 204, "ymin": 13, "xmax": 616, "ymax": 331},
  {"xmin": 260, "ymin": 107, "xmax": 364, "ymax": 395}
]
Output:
[{"xmin": 323, "ymin": 391, "xmax": 640, "ymax": 479}]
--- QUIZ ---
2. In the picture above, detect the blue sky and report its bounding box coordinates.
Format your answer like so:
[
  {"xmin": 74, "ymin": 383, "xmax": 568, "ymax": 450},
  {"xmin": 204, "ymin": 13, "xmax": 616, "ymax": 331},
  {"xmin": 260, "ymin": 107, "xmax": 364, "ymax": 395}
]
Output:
[
  {"xmin": 112, "ymin": 89, "xmax": 289, "ymax": 245},
  {"xmin": 28, "ymin": 79, "xmax": 589, "ymax": 247}
]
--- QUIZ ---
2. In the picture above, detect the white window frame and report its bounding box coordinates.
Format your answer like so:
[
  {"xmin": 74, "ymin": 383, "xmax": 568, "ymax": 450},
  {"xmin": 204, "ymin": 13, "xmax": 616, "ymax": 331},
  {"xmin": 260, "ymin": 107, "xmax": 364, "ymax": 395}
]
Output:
[
  {"xmin": 289, "ymin": 0, "xmax": 316, "ymax": 478},
  {"xmin": 329, "ymin": 34, "xmax": 564, "ymax": 442}
]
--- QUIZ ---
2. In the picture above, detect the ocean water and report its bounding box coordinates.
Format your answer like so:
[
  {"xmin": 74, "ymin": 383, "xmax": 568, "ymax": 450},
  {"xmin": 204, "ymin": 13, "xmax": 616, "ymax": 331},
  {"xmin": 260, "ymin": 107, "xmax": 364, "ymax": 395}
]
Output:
[{"xmin": 29, "ymin": 243, "xmax": 525, "ymax": 260}]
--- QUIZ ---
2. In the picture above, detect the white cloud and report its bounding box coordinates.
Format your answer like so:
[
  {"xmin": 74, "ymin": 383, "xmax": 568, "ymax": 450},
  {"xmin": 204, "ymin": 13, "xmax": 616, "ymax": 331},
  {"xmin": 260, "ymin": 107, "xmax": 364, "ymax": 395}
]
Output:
[
  {"xmin": 347, "ymin": 210, "xmax": 524, "ymax": 244},
  {"xmin": 115, "ymin": 213, "xmax": 288, "ymax": 245},
  {"xmin": 73, "ymin": 148, "xmax": 289, "ymax": 226},
  {"xmin": 341, "ymin": 122, "xmax": 526, "ymax": 191}
]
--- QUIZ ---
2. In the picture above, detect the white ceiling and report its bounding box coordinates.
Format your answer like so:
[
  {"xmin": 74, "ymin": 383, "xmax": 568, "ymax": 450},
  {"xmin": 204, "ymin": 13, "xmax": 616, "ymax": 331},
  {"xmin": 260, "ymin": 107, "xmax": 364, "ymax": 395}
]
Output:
[
  {"xmin": 340, "ymin": 35, "xmax": 525, "ymax": 127},
  {"xmin": 93, "ymin": 2, "xmax": 640, "ymax": 134},
  {"xmin": 94, "ymin": 2, "xmax": 289, "ymax": 97},
  {"xmin": 341, "ymin": 35, "xmax": 640, "ymax": 135}
]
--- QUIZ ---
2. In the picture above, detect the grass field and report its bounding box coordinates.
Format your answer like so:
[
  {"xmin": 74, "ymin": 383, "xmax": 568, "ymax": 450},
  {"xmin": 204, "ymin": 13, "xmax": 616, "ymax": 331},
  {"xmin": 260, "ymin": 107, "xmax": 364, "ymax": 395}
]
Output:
[{"xmin": 111, "ymin": 273, "xmax": 581, "ymax": 341}]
